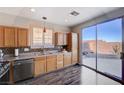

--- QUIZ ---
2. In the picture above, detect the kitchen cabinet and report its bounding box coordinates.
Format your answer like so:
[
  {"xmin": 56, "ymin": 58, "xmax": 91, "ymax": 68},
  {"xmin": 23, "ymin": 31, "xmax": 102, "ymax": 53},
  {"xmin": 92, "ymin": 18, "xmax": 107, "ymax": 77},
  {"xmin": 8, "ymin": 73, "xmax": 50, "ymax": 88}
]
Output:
[
  {"xmin": 55, "ymin": 32, "xmax": 63, "ymax": 45},
  {"xmin": 46, "ymin": 55, "xmax": 57, "ymax": 72},
  {"xmin": 34, "ymin": 56, "xmax": 46, "ymax": 77},
  {"xmin": 0, "ymin": 26, "xmax": 4, "ymax": 47},
  {"xmin": 55, "ymin": 32, "xmax": 67, "ymax": 45},
  {"xmin": 67, "ymin": 33, "xmax": 78, "ymax": 64},
  {"xmin": 63, "ymin": 33, "xmax": 67, "ymax": 45},
  {"xmin": 17, "ymin": 28, "xmax": 28, "ymax": 47},
  {"xmin": 0, "ymin": 26, "xmax": 28, "ymax": 47},
  {"xmin": 44, "ymin": 29, "xmax": 53, "ymax": 45},
  {"xmin": 64, "ymin": 52, "xmax": 72, "ymax": 67},
  {"xmin": 4, "ymin": 27, "xmax": 16, "ymax": 47},
  {"xmin": 72, "ymin": 50, "xmax": 78, "ymax": 64},
  {"xmin": 32, "ymin": 27, "xmax": 43, "ymax": 47},
  {"xmin": 57, "ymin": 53, "xmax": 63, "ymax": 69}
]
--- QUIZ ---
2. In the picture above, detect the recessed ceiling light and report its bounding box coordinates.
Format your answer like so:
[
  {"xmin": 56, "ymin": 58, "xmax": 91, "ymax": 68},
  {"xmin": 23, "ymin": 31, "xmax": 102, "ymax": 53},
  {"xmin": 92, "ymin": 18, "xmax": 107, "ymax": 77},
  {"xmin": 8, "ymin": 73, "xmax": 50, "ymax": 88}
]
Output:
[
  {"xmin": 65, "ymin": 19, "xmax": 68, "ymax": 22},
  {"xmin": 30, "ymin": 8, "xmax": 35, "ymax": 12}
]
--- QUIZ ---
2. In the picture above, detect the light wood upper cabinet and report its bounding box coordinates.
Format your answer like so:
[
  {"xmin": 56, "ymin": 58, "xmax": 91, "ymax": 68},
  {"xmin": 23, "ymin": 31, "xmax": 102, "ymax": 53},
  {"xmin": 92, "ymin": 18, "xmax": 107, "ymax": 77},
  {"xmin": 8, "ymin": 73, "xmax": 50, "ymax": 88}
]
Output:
[
  {"xmin": 0, "ymin": 27, "xmax": 4, "ymax": 47},
  {"xmin": 44, "ymin": 29, "xmax": 53, "ymax": 45},
  {"xmin": 0, "ymin": 26, "xmax": 29, "ymax": 47},
  {"xmin": 63, "ymin": 33, "xmax": 67, "ymax": 45},
  {"xmin": 46, "ymin": 55, "xmax": 57, "ymax": 72},
  {"xmin": 32, "ymin": 27, "xmax": 43, "ymax": 47},
  {"xmin": 18, "ymin": 28, "xmax": 28, "ymax": 47},
  {"xmin": 55, "ymin": 32, "xmax": 67, "ymax": 45},
  {"xmin": 4, "ymin": 27, "xmax": 16, "ymax": 47},
  {"xmin": 34, "ymin": 56, "xmax": 46, "ymax": 77},
  {"xmin": 55, "ymin": 32, "xmax": 63, "ymax": 45}
]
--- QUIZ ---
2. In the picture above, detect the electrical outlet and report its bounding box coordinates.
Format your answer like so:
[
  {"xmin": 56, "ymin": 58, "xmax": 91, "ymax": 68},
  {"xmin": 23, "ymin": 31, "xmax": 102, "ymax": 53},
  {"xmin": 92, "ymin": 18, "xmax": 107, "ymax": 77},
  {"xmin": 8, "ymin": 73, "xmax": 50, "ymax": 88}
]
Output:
[{"xmin": 24, "ymin": 48, "xmax": 29, "ymax": 52}]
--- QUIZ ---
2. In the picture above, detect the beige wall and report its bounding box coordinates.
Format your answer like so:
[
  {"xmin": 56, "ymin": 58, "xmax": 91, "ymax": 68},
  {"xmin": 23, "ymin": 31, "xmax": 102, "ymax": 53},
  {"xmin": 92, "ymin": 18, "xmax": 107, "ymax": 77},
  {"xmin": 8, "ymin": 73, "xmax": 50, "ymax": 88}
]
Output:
[{"xmin": 71, "ymin": 8, "xmax": 124, "ymax": 63}]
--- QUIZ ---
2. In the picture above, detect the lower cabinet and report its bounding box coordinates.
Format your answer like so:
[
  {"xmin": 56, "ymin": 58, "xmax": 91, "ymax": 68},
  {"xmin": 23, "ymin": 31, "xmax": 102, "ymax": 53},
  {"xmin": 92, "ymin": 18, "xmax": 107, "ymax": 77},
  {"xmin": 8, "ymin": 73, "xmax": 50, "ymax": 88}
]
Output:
[
  {"xmin": 46, "ymin": 55, "xmax": 57, "ymax": 72},
  {"xmin": 57, "ymin": 53, "xmax": 64, "ymax": 69},
  {"xmin": 34, "ymin": 56, "xmax": 46, "ymax": 77},
  {"xmin": 64, "ymin": 52, "xmax": 72, "ymax": 67},
  {"xmin": 72, "ymin": 50, "xmax": 78, "ymax": 64}
]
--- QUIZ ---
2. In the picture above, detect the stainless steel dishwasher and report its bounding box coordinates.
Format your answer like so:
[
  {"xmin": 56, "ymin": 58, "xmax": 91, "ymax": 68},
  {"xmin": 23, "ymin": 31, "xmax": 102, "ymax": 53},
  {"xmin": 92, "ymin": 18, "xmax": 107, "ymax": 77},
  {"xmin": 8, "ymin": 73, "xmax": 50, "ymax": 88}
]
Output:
[{"xmin": 13, "ymin": 59, "xmax": 34, "ymax": 82}]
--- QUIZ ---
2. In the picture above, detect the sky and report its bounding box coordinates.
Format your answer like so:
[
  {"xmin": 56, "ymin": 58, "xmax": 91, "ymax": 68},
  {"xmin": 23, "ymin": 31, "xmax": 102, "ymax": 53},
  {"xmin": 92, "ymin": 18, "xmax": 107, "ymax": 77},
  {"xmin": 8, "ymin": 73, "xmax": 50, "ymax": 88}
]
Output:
[{"xmin": 82, "ymin": 18, "xmax": 122, "ymax": 42}]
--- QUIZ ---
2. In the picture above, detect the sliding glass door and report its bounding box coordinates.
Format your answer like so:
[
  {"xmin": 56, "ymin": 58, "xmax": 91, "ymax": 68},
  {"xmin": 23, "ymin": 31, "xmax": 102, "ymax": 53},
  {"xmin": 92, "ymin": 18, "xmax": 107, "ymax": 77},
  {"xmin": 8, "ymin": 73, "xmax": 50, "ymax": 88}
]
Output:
[
  {"xmin": 97, "ymin": 18, "xmax": 122, "ymax": 78},
  {"xmin": 82, "ymin": 26, "xmax": 96, "ymax": 69},
  {"xmin": 82, "ymin": 18, "xmax": 123, "ymax": 79}
]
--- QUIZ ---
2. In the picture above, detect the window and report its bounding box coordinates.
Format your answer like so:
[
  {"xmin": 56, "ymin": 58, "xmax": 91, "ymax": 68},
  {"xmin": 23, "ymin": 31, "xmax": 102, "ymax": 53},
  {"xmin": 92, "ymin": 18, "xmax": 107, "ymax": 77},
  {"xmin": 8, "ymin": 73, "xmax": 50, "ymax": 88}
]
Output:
[{"xmin": 82, "ymin": 18, "xmax": 122, "ymax": 79}]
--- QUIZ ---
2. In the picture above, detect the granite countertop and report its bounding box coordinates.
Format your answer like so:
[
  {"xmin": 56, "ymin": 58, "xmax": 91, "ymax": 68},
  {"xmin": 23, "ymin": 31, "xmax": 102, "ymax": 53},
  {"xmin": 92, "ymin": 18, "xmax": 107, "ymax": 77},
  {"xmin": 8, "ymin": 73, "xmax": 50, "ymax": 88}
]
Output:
[{"xmin": 0, "ymin": 52, "xmax": 70, "ymax": 63}]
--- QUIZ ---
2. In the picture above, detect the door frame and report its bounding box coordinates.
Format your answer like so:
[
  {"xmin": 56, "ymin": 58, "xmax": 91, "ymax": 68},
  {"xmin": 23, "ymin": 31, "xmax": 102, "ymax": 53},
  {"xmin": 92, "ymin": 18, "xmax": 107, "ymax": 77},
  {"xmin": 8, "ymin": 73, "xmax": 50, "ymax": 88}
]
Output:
[{"xmin": 80, "ymin": 17, "xmax": 124, "ymax": 84}]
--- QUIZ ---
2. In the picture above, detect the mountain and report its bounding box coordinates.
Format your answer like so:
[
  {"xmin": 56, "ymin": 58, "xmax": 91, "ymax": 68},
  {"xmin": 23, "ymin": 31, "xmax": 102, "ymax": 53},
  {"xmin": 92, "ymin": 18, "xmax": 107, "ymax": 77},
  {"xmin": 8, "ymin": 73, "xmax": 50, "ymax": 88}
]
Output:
[{"xmin": 82, "ymin": 40, "xmax": 122, "ymax": 54}]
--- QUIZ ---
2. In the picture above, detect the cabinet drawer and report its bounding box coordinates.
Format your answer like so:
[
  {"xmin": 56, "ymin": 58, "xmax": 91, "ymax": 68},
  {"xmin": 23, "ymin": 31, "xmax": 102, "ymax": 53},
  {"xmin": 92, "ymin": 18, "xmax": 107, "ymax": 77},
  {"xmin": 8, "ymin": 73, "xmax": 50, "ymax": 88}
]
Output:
[
  {"xmin": 47, "ymin": 59, "xmax": 56, "ymax": 63},
  {"xmin": 64, "ymin": 53, "xmax": 71, "ymax": 56},
  {"xmin": 47, "ymin": 55, "xmax": 56, "ymax": 59},
  {"xmin": 57, "ymin": 54, "xmax": 63, "ymax": 58},
  {"xmin": 57, "ymin": 55, "xmax": 63, "ymax": 61},
  {"xmin": 57, "ymin": 58, "xmax": 63, "ymax": 62},
  {"xmin": 34, "ymin": 56, "xmax": 46, "ymax": 61},
  {"xmin": 47, "ymin": 57, "xmax": 56, "ymax": 61},
  {"xmin": 57, "ymin": 61, "xmax": 63, "ymax": 64}
]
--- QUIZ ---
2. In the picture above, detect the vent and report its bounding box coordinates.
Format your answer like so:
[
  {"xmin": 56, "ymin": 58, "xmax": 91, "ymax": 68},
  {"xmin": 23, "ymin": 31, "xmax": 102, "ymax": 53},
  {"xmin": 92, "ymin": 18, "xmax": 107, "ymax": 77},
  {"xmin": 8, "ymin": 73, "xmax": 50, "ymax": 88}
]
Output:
[
  {"xmin": 42, "ymin": 16, "xmax": 47, "ymax": 20},
  {"xmin": 70, "ymin": 11, "xmax": 79, "ymax": 16}
]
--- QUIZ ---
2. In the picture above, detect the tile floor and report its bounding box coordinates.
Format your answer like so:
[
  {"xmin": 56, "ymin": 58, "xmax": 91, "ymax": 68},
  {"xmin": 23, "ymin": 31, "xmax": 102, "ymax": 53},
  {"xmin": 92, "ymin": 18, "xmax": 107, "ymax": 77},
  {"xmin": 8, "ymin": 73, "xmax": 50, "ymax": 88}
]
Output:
[
  {"xmin": 16, "ymin": 65, "xmax": 121, "ymax": 85},
  {"xmin": 81, "ymin": 66, "xmax": 121, "ymax": 85}
]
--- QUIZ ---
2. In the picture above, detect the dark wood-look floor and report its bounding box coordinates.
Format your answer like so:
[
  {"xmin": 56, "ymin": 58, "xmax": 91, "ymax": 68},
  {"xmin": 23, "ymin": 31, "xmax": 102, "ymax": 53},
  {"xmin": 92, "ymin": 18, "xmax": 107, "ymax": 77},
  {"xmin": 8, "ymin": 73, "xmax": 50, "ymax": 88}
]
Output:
[{"xmin": 16, "ymin": 65, "xmax": 81, "ymax": 85}]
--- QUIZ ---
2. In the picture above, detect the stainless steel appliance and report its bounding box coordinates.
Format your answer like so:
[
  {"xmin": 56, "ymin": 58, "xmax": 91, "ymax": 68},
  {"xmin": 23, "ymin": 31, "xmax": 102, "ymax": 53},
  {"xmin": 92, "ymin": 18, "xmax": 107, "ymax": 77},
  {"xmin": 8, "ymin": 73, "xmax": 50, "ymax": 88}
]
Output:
[
  {"xmin": 0, "ymin": 62, "xmax": 10, "ymax": 84},
  {"xmin": 13, "ymin": 59, "xmax": 34, "ymax": 82}
]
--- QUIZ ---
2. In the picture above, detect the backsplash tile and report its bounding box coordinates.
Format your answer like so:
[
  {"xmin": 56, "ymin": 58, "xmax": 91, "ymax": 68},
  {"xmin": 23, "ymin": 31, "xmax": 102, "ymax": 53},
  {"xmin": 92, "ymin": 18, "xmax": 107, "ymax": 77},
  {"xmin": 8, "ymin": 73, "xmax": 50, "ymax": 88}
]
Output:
[
  {"xmin": 0, "ymin": 48, "xmax": 14, "ymax": 55},
  {"xmin": 0, "ymin": 45, "xmax": 67, "ymax": 55}
]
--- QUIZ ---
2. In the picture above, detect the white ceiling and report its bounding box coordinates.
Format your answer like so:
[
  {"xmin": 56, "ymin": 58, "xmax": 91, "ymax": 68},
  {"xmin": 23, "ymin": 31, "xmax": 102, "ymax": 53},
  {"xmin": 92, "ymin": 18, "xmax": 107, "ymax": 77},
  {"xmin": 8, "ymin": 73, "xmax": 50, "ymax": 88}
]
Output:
[{"xmin": 0, "ymin": 7, "xmax": 120, "ymax": 27}]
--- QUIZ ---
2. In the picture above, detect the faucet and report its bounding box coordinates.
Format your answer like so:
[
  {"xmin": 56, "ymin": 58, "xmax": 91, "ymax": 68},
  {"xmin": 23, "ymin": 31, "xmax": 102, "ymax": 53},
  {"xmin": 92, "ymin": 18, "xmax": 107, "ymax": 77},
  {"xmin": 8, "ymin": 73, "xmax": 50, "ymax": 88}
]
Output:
[{"xmin": 43, "ymin": 48, "xmax": 47, "ymax": 55}]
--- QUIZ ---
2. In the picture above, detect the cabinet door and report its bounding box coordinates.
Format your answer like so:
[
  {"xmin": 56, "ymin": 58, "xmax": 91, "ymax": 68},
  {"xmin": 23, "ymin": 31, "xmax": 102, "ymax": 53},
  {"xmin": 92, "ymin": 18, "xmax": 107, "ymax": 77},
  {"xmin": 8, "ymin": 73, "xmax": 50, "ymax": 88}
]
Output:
[
  {"xmin": 57, "ymin": 54, "xmax": 63, "ymax": 69},
  {"xmin": 55, "ymin": 32, "xmax": 63, "ymax": 45},
  {"xmin": 46, "ymin": 55, "xmax": 56, "ymax": 72},
  {"xmin": 34, "ymin": 57, "xmax": 46, "ymax": 77},
  {"xmin": 4, "ymin": 27, "xmax": 15, "ymax": 47},
  {"xmin": 72, "ymin": 50, "xmax": 78, "ymax": 64},
  {"xmin": 72, "ymin": 34, "xmax": 78, "ymax": 48},
  {"xmin": 58, "ymin": 33, "xmax": 63, "ymax": 45},
  {"xmin": 32, "ymin": 27, "xmax": 43, "ymax": 47},
  {"xmin": 0, "ymin": 27, "xmax": 4, "ymax": 47},
  {"xmin": 18, "ymin": 28, "xmax": 28, "ymax": 47},
  {"xmin": 63, "ymin": 33, "xmax": 67, "ymax": 45},
  {"xmin": 72, "ymin": 33, "xmax": 78, "ymax": 63},
  {"xmin": 64, "ymin": 53, "xmax": 72, "ymax": 67},
  {"xmin": 44, "ymin": 29, "xmax": 53, "ymax": 45}
]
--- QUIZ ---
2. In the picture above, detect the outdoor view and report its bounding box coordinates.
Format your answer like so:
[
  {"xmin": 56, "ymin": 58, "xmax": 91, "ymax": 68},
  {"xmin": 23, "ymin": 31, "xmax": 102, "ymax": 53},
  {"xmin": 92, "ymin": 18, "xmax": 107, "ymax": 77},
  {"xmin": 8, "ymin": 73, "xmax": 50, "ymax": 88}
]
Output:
[{"xmin": 82, "ymin": 18, "xmax": 122, "ymax": 79}]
